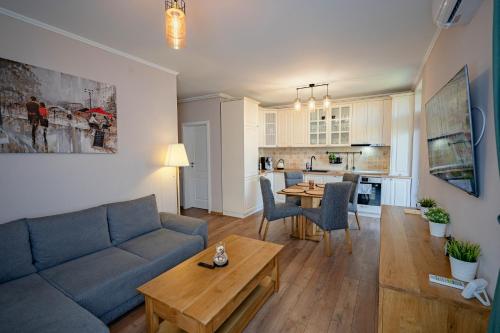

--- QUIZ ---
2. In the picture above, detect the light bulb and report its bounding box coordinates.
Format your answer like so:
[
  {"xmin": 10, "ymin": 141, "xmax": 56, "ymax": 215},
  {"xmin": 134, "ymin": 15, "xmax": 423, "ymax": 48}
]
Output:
[
  {"xmin": 323, "ymin": 95, "xmax": 331, "ymax": 108},
  {"xmin": 308, "ymin": 97, "xmax": 316, "ymax": 110},
  {"xmin": 294, "ymin": 98, "xmax": 301, "ymax": 111}
]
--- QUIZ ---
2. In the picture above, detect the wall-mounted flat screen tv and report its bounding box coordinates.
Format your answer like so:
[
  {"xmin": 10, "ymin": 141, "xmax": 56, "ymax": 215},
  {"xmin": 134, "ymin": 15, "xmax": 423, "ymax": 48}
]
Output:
[{"xmin": 425, "ymin": 65, "xmax": 478, "ymax": 196}]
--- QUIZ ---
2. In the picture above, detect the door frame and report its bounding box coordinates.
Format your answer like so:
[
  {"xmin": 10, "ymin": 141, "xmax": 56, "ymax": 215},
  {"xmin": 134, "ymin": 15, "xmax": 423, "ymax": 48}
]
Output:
[{"xmin": 181, "ymin": 121, "xmax": 212, "ymax": 213}]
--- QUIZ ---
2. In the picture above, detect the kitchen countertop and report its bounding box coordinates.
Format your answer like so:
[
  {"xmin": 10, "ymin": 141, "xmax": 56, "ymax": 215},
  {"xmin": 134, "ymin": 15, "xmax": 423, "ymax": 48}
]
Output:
[{"xmin": 259, "ymin": 169, "xmax": 411, "ymax": 179}]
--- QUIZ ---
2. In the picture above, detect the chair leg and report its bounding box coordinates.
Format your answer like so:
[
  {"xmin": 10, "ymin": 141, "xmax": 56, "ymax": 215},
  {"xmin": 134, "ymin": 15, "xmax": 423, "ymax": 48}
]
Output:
[
  {"xmin": 355, "ymin": 212, "xmax": 361, "ymax": 230},
  {"xmin": 258, "ymin": 215, "xmax": 265, "ymax": 235},
  {"xmin": 262, "ymin": 220, "xmax": 270, "ymax": 241},
  {"xmin": 345, "ymin": 228, "xmax": 352, "ymax": 254},
  {"xmin": 324, "ymin": 231, "xmax": 332, "ymax": 257}
]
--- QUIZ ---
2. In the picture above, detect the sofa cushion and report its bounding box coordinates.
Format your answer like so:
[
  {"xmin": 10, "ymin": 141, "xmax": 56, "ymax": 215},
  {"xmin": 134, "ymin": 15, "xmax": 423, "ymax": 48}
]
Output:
[
  {"xmin": 106, "ymin": 194, "xmax": 162, "ymax": 245},
  {"xmin": 0, "ymin": 274, "xmax": 108, "ymax": 333},
  {"xmin": 27, "ymin": 206, "xmax": 111, "ymax": 270},
  {"xmin": 40, "ymin": 247, "xmax": 151, "ymax": 317},
  {"xmin": 119, "ymin": 228, "xmax": 204, "ymax": 277},
  {"xmin": 0, "ymin": 219, "xmax": 36, "ymax": 283}
]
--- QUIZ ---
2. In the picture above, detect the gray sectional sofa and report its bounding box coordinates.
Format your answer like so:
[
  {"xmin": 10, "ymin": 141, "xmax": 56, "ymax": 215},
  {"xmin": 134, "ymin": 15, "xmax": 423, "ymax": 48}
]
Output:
[{"xmin": 0, "ymin": 194, "xmax": 208, "ymax": 333}]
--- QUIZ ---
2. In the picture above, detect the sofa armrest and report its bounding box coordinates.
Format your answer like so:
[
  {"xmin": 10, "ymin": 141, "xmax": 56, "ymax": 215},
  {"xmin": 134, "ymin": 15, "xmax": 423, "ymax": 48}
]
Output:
[{"xmin": 159, "ymin": 212, "xmax": 208, "ymax": 248}]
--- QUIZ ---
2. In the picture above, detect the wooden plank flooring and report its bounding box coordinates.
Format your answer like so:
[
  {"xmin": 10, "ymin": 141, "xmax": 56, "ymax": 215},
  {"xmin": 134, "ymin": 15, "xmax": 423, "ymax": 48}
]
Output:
[{"xmin": 109, "ymin": 209, "xmax": 380, "ymax": 333}]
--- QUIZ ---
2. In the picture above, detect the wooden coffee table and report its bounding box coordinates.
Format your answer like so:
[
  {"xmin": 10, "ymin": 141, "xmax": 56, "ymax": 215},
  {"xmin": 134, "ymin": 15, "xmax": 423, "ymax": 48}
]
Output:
[{"xmin": 138, "ymin": 235, "xmax": 283, "ymax": 333}]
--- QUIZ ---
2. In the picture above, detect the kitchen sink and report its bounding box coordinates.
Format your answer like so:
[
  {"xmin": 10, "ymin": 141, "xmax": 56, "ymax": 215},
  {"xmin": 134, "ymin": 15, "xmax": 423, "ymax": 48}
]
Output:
[{"xmin": 302, "ymin": 169, "xmax": 330, "ymax": 173}]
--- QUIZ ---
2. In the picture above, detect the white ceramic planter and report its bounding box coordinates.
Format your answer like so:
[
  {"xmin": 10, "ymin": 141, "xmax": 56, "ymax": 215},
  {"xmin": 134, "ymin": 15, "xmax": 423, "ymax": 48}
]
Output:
[
  {"xmin": 428, "ymin": 221, "xmax": 447, "ymax": 237},
  {"xmin": 450, "ymin": 256, "xmax": 478, "ymax": 282}
]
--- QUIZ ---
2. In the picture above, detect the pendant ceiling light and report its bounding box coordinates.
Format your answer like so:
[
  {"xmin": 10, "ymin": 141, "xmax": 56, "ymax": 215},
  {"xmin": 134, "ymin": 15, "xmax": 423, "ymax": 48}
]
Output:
[
  {"xmin": 323, "ymin": 85, "xmax": 332, "ymax": 109},
  {"xmin": 294, "ymin": 88, "xmax": 301, "ymax": 111},
  {"xmin": 165, "ymin": 0, "xmax": 186, "ymax": 50},
  {"xmin": 293, "ymin": 83, "xmax": 331, "ymax": 112},
  {"xmin": 308, "ymin": 85, "xmax": 316, "ymax": 111}
]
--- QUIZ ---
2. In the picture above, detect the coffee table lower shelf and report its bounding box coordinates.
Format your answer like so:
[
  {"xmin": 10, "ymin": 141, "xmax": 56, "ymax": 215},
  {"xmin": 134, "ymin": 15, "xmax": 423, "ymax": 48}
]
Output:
[{"xmin": 158, "ymin": 276, "xmax": 274, "ymax": 333}]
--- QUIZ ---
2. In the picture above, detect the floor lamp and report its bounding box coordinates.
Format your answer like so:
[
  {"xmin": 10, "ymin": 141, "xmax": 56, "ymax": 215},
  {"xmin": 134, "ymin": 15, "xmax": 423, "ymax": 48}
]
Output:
[{"xmin": 165, "ymin": 143, "xmax": 190, "ymax": 214}]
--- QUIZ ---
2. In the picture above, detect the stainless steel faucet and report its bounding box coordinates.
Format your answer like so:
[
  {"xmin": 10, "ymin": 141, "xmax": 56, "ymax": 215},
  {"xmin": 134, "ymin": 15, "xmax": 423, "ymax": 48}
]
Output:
[{"xmin": 310, "ymin": 156, "xmax": 316, "ymax": 171}]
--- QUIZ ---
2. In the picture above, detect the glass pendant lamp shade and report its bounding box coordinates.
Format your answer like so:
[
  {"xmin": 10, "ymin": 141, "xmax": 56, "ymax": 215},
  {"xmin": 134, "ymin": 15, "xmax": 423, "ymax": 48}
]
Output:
[
  {"xmin": 294, "ymin": 98, "xmax": 301, "ymax": 111},
  {"xmin": 308, "ymin": 97, "xmax": 316, "ymax": 110},
  {"xmin": 323, "ymin": 95, "xmax": 331, "ymax": 108},
  {"xmin": 165, "ymin": 0, "xmax": 186, "ymax": 50}
]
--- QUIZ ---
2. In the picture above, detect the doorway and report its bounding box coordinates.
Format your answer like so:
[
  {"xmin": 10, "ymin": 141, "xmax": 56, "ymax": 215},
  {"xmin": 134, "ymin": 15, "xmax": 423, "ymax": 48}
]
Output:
[{"xmin": 182, "ymin": 122, "xmax": 211, "ymax": 211}]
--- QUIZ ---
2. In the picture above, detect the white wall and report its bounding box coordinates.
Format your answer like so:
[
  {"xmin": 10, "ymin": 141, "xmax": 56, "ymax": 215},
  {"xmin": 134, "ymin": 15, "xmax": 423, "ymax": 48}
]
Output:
[
  {"xmin": 0, "ymin": 14, "xmax": 179, "ymax": 222},
  {"xmin": 178, "ymin": 98, "xmax": 223, "ymax": 212},
  {"xmin": 419, "ymin": 0, "xmax": 500, "ymax": 296}
]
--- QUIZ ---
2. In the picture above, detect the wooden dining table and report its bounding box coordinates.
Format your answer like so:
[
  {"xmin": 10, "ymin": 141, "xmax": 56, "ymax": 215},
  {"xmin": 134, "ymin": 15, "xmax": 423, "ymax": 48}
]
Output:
[{"xmin": 277, "ymin": 182, "xmax": 326, "ymax": 242}]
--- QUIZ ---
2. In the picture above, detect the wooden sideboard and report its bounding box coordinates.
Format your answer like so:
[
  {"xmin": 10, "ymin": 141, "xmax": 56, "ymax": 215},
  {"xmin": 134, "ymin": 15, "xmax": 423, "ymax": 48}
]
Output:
[{"xmin": 378, "ymin": 206, "xmax": 491, "ymax": 332}]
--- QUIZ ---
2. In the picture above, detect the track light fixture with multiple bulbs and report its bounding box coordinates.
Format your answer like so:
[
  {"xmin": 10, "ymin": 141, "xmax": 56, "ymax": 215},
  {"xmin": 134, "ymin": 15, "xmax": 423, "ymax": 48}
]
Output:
[{"xmin": 294, "ymin": 83, "xmax": 331, "ymax": 111}]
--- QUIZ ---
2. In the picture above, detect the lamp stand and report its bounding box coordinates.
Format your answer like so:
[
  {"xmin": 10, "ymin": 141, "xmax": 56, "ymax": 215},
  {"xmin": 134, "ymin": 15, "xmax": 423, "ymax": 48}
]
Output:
[{"xmin": 176, "ymin": 167, "xmax": 181, "ymax": 214}]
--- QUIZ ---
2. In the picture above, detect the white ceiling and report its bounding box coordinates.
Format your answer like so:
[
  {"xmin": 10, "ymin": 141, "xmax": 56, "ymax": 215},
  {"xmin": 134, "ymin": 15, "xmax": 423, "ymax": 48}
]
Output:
[{"xmin": 0, "ymin": 0, "xmax": 437, "ymax": 106}]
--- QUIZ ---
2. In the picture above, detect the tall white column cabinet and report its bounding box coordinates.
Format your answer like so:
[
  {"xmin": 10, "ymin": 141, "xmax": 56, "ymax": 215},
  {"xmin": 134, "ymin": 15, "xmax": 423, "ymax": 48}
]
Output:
[
  {"xmin": 389, "ymin": 93, "xmax": 415, "ymax": 177},
  {"xmin": 222, "ymin": 98, "xmax": 260, "ymax": 218}
]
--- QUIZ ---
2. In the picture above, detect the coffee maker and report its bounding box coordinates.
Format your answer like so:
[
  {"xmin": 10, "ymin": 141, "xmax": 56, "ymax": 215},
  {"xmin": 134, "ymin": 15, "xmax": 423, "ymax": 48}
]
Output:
[{"xmin": 259, "ymin": 157, "xmax": 273, "ymax": 170}]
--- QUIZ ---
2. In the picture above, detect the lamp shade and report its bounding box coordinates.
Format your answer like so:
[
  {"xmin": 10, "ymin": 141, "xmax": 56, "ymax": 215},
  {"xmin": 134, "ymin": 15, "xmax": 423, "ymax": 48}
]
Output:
[{"xmin": 165, "ymin": 143, "xmax": 189, "ymax": 167}]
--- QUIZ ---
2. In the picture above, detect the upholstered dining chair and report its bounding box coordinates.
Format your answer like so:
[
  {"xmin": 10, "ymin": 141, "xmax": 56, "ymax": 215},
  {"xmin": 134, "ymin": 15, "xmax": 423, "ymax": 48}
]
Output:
[
  {"xmin": 284, "ymin": 171, "xmax": 304, "ymax": 206},
  {"xmin": 259, "ymin": 176, "xmax": 302, "ymax": 241},
  {"xmin": 302, "ymin": 182, "xmax": 353, "ymax": 256},
  {"xmin": 342, "ymin": 173, "xmax": 361, "ymax": 230}
]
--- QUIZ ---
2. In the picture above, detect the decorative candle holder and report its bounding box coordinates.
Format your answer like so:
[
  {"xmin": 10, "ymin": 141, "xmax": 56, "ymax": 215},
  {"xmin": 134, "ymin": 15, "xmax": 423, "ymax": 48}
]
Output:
[{"xmin": 213, "ymin": 241, "xmax": 228, "ymax": 267}]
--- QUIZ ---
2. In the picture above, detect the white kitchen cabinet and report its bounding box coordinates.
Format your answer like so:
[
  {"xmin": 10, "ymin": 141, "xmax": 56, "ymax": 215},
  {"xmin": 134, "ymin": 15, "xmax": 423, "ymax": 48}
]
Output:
[
  {"xmin": 351, "ymin": 101, "xmax": 368, "ymax": 145},
  {"xmin": 351, "ymin": 99, "xmax": 386, "ymax": 145},
  {"xmin": 367, "ymin": 100, "xmax": 384, "ymax": 145},
  {"xmin": 273, "ymin": 172, "xmax": 286, "ymax": 203},
  {"xmin": 324, "ymin": 175, "xmax": 342, "ymax": 183},
  {"xmin": 381, "ymin": 177, "xmax": 412, "ymax": 207},
  {"xmin": 277, "ymin": 110, "xmax": 289, "ymax": 147},
  {"xmin": 390, "ymin": 93, "xmax": 414, "ymax": 177},
  {"xmin": 290, "ymin": 109, "xmax": 308, "ymax": 147},
  {"xmin": 222, "ymin": 98, "xmax": 261, "ymax": 218},
  {"xmin": 382, "ymin": 99, "xmax": 392, "ymax": 146},
  {"xmin": 309, "ymin": 107, "xmax": 327, "ymax": 145},
  {"xmin": 259, "ymin": 109, "xmax": 277, "ymax": 147},
  {"xmin": 329, "ymin": 104, "xmax": 351, "ymax": 146}
]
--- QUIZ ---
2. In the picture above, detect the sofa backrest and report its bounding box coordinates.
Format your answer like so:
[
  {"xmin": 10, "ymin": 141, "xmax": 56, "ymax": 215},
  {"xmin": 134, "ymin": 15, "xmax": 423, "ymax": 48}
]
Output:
[
  {"xmin": 106, "ymin": 194, "xmax": 161, "ymax": 245},
  {"xmin": 27, "ymin": 206, "xmax": 111, "ymax": 271},
  {"xmin": 0, "ymin": 219, "xmax": 37, "ymax": 283}
]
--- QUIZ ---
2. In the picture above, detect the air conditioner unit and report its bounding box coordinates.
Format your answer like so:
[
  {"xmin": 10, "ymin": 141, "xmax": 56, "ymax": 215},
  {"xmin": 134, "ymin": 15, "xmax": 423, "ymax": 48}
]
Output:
[{"xmin": 432, "ymin": 0, "xmax": 483, "ymax": 29}]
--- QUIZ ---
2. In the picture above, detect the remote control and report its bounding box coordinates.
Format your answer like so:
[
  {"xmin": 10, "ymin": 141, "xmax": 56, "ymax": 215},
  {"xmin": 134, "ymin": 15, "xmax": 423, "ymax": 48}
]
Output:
[
  {"xmin": 197, "ymin": 262, "xmax": 215, "ymax": 269},
  {"xmin": 429, "ymin": 274, "xmax": 465, "ymax": 290}
]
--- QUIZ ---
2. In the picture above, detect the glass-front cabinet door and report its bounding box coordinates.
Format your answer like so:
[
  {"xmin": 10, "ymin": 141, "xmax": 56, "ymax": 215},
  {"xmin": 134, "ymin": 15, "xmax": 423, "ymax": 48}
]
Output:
[
  {"xmin": 330, "ymin": 104, "xmax": 351, "ymax": 146},
  {"xmin": 309, "ymin": 107, "xmax": 327, "ymax": 145},
  {"xmin": 264, "ymin": 111, "xmax": 277, "ymax": 147}
]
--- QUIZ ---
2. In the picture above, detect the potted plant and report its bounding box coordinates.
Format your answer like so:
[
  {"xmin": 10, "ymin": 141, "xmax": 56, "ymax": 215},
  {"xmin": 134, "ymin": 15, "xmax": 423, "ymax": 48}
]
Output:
[
  {"xmin": 447, "ymin": 239, "xmax": 481, "ymax": 282},
  {"xmin": 417, "ymin": 197, "xmax": 437, "ymax": 218},
  {"xmin": 328, "ymin": 152, "xmax": 336, "ymax": 164},
  {"xmin": 425, "ymin": 207, "xmax": 449, "ymax": 237}
]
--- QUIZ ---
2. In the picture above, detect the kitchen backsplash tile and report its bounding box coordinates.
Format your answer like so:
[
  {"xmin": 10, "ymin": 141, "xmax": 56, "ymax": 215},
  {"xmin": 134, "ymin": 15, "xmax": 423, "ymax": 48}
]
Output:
[{"xmin": 259, "ymin": 146, "xmax": 390, "ymax": 172}]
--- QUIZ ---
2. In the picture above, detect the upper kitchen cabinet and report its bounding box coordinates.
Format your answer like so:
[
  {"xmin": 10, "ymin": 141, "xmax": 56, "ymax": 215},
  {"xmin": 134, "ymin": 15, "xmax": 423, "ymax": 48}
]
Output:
[
  {"xmin": 382, "ymin": 99, "xmax": 392, "ymax": 146},
  {"xmin": 330, "ymin": 104, "xmax": 351, "ymax": 146},
  {"xmin": 290, "ymin": 108, "xmax": 308, "ymax": 147},
  {"xmin": 309, "ymin": 107, "xmax": 327, "ymax": 145},
  {"xmin": 351, "ymin": 98, "xmax": 388, "ymax": 145},
  {"xmin": 259, "ymin": 109, "xmax": 277, "ymax": 147},
  {"xmin": 222, "ymin": 98, "xmax": 261, "ymax": 218},
  {"xmin": 276, "ymin": 109, "xmax": 289, "ymax": 147},
  {"xmin": 389, "ymin": 93, "xmax": 415, "ymax": 177}
]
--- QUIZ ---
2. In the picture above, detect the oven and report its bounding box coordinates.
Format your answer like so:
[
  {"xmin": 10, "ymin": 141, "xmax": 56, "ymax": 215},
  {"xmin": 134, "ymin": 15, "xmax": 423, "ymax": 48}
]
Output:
[{"xmin": 357, "ymin": 177, "xmax": 382, "ymax": 206}]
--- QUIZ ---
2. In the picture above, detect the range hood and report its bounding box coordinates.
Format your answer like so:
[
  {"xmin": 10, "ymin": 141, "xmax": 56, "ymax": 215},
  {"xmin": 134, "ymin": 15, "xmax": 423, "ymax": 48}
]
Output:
[{"xmin": 351, "ymin": 143, "xmax": 388, "ymax": 147}]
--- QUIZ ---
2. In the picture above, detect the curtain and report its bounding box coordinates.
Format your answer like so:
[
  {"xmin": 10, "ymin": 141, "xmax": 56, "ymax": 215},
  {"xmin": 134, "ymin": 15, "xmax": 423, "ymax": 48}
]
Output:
[
  {"xmin": 494, "ymin": 0, "xmax": 500, "ymax": 175},
  {"xmin": 488, "ymin": 270, "xmax": 500, "ymax": 332}
]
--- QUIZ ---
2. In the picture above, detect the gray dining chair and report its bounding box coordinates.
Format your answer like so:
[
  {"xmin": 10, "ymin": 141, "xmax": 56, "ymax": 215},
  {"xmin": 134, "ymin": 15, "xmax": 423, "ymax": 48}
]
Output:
[
  {"xmin": 342, "ymin": 173, "xmax": 361, "ymax": 230},
  {"xmin": 302, "ymin": 182, "xmax": 353, "ymax": 256},
  {"xmin": 284, "ymin": 171, "xmax": 304, "ymax": 206},
  {"xmin": 259, "ymin": 176, "xmax": 302, "ymax": 241}
]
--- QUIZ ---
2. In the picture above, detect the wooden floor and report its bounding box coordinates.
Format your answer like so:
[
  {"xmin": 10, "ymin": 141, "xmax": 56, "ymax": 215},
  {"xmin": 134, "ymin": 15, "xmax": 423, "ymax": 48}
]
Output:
[{"xmin": 109, "ymin": 209, "xmax": 380, "ymax": 333}]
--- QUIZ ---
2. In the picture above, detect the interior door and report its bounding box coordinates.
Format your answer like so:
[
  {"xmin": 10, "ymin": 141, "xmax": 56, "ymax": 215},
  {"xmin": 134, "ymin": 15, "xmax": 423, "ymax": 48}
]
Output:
[{"xmin": 183, "ymin": 124, "xmax": 209, "ymax": 210}]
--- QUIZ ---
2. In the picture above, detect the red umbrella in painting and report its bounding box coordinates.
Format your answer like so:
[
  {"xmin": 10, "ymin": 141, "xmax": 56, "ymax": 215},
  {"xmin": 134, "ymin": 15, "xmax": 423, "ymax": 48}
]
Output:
[{"xmin": 89, "ymin": 107, "xmax": 114, "ymax": 119}]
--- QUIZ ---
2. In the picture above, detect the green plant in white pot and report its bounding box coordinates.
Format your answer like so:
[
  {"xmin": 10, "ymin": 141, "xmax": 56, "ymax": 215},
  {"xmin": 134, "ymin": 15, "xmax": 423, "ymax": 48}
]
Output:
[
  {"xmin": 447, "ymin": 239, "xmax": 481, "ymax": 282},
  {"xmin": 417, "ymin": 197, "xmax": 437, "ymax": 219},
  {"xmin": 424, "ymin": 207, "xmax": 449, "ymax": 237}
]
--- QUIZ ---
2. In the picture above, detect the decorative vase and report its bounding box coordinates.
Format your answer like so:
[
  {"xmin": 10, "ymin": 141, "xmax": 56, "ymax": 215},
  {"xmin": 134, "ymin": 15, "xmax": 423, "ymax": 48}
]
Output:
[
  {"xmin": 428, "ymin": 221, "xmax": 447, "ymax": 237},
  {"xmin": 450, "ymin": 256, "xmax": 479, "ymax": 282}
]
